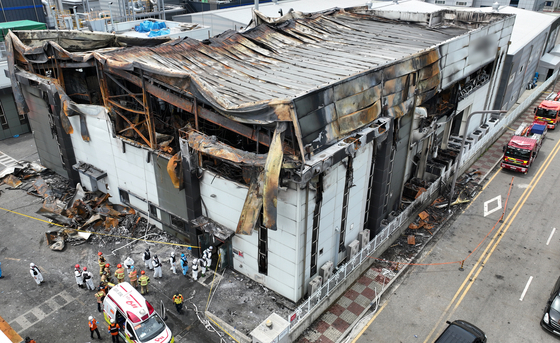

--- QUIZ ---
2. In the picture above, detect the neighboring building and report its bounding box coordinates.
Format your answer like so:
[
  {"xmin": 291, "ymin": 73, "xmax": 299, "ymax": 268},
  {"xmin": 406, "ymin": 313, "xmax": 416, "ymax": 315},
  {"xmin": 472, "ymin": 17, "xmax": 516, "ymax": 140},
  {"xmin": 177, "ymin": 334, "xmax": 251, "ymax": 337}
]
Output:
[
  {"xmin": 7, "ymin": 7, "xmax": 514, "ymax": 302},
  {"xmin": 481, "ymin": 6, "xmax": 560, "ymax": 110},
  {"xmin": 0, "ymin": 20, "xmax": 45, "ymax": 140},
  {"xmin": 172, "ymin": 0, "xmax": 370, "ymax": 37},
  {"xmin": 426, "ymin": 0, "xmax": 547, "ymax": 11}
]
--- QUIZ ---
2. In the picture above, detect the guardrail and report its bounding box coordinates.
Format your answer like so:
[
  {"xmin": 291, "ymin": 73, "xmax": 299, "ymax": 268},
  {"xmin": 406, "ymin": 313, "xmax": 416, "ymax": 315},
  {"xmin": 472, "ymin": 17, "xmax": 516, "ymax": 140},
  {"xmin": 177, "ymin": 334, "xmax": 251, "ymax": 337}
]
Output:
[{"xmin": 287, "ymin": 72, "xmax": 557, "ymax": 332}]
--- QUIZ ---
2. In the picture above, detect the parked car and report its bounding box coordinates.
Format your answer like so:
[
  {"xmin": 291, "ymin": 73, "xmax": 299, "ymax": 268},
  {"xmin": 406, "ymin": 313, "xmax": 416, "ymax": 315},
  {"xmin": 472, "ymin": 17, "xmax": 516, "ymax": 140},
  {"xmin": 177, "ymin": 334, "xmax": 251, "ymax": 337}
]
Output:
[
  {"xmin": 541, "ymin": 275, "xmax": 560, "ymax": 336},
  {"xmin": 434, "ymin": 320, "xmax": 487, "ymax": 343}
]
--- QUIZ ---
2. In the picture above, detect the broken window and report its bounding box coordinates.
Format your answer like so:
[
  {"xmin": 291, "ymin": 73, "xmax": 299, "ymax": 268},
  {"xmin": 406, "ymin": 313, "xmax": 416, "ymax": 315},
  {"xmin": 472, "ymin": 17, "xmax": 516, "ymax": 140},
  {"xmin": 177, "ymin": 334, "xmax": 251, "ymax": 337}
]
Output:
[
  {"xmin": 0, "ymin": 100, "xmax": 8, "ymax": 130},
  {"xmin": 310, "ymin": 174, "xmax": 324, "ymax": 277},
  {"xmin": 119, "ymin": 189, "xmax": 130, "ymax": 204},
  {"xmin": 338, "ymin": 157, "xmax": 353, "ymax": 253},
  {"xmin": 149, "ymin": 204, "xmax": 158, "ymax": 219},
  {"xmin": 258, "ymin": 225, "xmax": 268, "ymax": 275}
]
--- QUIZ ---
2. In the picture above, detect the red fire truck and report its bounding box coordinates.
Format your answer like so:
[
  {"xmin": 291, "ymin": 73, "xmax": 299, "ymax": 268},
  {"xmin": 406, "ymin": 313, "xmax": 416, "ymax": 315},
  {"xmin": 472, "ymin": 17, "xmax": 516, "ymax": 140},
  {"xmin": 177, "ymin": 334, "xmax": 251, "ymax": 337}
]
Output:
[
  {"xmin": 534, "ymin": 91, "xmax": 560, "ymax": 129},
  {"xmin": 501, "ymin": 121, "xmax": 547, "ymax": 174}
]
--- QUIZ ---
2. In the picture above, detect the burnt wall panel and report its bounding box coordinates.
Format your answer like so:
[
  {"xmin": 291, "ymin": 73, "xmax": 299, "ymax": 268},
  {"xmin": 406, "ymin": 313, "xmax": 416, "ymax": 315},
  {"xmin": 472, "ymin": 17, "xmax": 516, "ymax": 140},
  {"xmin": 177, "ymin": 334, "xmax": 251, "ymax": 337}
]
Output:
[
  {"xmin": 20, "ymin": 84, "xmax": 68, "ymax": 178},
  {"xmin": 154, "ymin": 154, "xmax": 191, "ymax": 226}
]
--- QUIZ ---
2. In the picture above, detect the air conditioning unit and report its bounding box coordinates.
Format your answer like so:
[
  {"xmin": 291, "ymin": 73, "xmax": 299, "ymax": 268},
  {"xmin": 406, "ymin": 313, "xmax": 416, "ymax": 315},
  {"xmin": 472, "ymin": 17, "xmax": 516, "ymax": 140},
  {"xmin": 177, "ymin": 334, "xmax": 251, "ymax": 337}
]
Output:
[
  {"xmin": 478, "ymin": 124, "xmax": 489, "ymax": 135},
  {"xmin": 308, "ymin": 276, "xmax": 323, "ymax": 297},
  {"xmin": 319, "ymin": 261, "xmax": 333, "ymax": 283},
  {"xmin": 347, "ymin": 240, "xmax": 360, "ymax": 260},
  {"xmin": 358, "ymin": 229, "xmax": 370, "ymax": 250},
  {"xmin": 470, "ymin": 130, "xmax": 483, "ymax": 142}
]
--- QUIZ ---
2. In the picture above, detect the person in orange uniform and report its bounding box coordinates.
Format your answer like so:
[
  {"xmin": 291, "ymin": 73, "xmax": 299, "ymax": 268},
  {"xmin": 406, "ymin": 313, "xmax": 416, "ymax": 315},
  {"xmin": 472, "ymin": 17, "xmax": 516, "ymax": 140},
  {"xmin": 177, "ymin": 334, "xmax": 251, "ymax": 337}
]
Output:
[
  {"xmin": 89, "ymin": 316, "xmax": 102, "ymax": 340},
  {"xmin": 114, "ymin": 264, "xmax": 125, "ymax": 284},
  {"xmin": 128, "ymin": 265, "xmax": 138, "ymax": 288},
  {"xmin": 108, "ymin": 319, "xmax": 121, "ymax": 343},
  {"xmin": 24, "ymin": 338, "xmax": 36, "ymax": 343}
]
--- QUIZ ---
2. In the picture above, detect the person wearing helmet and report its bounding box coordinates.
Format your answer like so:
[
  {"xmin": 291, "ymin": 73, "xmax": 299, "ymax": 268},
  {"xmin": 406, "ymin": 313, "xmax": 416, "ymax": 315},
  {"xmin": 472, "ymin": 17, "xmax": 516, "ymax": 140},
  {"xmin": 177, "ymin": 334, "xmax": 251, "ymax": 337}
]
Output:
[
  {"xmin": 83, "ymin": 266, "xmax": 95, "ymax": 290},
  {"xmin": 123, "ymin": 256, "xmax": 134, "ymax": 274},
  {"xmin": 139, "ymin": 270, "xmax": 150, "ymax": 295},
  {"xmin": 75, "ymin": 264, "xmax": 85, "ymax": 289},
  {"xmin": 153, "ymin": 254, "xmax": 162, "ymax": 278},
  {"xmin": 108, "ymin": 318, "xmax": 121, "ymax": 343},
  {"xmin": 89, "ymin": 315, "xmax": 101, "ymax": 339},
  {"xmin": 192, "ymin": 258, "xmax": 199, "ymax": 281},
  {"xmin": 128, "ymin": 265, "xmax": 138, "ymax": 288},
  {"xmin": 98, "ymin": 252, "xmax": 106, "ymax": 276},
  {"xmin": 143, "ymin": 248, "xmax": 153, "ymax": 270},
  {"xmin": 29, "ymin": 262, "xmax": 43, "ymax": 285},
  {"xmin": 169, "ymin": 251, "xmax": 177, "ymax": 275},
  {"xmin": 205, "ymin": 246, "xmax": 214, "ymax": 270},
  {"xmin": 24, "ymin": 337, "xmax": 36, "ymax": 343},
  {"xmin": 104, "ymin": 263, "xmax": 113, "ymax": 283},
  {"xmin": 180, "ymin": 253, "xmax": 188, "ymax": 277},
  {"xmin": 95, "ymin": 286, "xmax": 106, "ymax": 312},
  {"xmin": 172, "ymin": 291, "xmax": 184, "ymax": 314},
  {"xmin": 114, "ymin": 264, "xmax": 125, "ymax": 284}
]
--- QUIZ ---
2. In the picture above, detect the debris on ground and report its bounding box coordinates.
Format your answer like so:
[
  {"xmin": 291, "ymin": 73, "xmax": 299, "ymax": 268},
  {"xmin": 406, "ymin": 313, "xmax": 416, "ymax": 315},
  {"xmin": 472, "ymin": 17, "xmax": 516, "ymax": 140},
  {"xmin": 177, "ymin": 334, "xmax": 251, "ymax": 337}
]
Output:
[{"xmin": 0, "ymin": 161, "xmax": 182, "ymax": 250}]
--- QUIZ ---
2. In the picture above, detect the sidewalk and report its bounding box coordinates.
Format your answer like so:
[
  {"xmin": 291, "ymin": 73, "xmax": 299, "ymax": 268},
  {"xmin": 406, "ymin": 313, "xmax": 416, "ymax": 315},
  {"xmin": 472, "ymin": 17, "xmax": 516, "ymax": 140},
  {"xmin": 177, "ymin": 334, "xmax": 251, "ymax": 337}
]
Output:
[{"xmin": 296, "ymin": 83, "xmax": 557, "ymax": 343}]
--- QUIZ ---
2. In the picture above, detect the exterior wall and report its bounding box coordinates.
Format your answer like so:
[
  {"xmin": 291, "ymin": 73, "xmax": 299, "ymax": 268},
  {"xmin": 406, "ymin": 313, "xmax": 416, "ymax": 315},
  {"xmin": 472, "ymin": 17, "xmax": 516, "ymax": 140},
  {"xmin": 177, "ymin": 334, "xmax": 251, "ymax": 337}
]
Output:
[
  {"xmin": 21, "ymin": 85, "xmax": 68, "ymax": 178},
  {"xmin": 0, "ymin": 91, "xmax": 28, "ymax": 140},
  {"xmin": 457, "ymin": 83, "xmax": 492, "ymax": 134},
  {"xmin": 172, "ymin": 12, "xmax": 244, "ymax": 37},
  {"xmin": 65, "ymin": 105, "xmax": 165, "ymax": 229},
  {"xmin": 495, "ymin": 31, "xmax": 546, "ymax": 111},
  {"xmin": 439, "ymin": 16, "xmax": 514, "ymax": 90}
]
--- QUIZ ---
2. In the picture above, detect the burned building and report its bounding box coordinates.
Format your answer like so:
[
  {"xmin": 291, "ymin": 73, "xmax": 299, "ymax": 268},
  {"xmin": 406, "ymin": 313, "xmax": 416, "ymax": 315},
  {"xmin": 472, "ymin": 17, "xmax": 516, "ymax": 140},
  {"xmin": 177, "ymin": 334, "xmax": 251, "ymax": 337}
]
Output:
[{"xmin": 7, "ymin": 7, "xmax": 514, "ymax": 302}]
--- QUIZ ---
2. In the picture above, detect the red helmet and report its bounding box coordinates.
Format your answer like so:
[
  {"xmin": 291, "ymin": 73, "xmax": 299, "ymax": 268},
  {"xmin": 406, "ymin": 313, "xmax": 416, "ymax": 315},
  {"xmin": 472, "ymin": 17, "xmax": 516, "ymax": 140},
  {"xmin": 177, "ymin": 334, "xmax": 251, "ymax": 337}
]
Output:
[
  {"xmin": 105, "ymin": 263, "xmax": 110, "ymax": 268},
  {"xmin": 141, "ymin": 270, "xmax": 145, "ymax": 275},
  {"xmin": 75, "ymin": 264, "xmax": 80, "ymax": 269},
  {"xmin": 117, "ymin": 264, "xmax": 122, "ymax": 268},
  {"xmin": 83, "ymin": 267, "xmax": 87, "ymax": 271},
  {"xmin": 98, "ymin": 252, "xmax": 103, "ymax": 256}
]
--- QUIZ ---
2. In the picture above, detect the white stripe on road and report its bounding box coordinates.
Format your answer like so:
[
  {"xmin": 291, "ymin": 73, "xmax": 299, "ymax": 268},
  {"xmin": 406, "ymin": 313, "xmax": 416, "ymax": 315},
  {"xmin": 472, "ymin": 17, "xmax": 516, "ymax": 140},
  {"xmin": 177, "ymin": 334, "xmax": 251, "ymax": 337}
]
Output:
[
  {"xmin": 520, "ymin": 276, "xmax": 533, "ymax": 301},
  {"xmin": 9, "ymin": 290, "xmax": 76, "ymax": 331},
  {"xmin": 547, "ymin": 228, "xmax": 556, "ymax": 246},
  {"xmin": 0, "ymin": 151, "xmax": 19, "ymax": 167}
]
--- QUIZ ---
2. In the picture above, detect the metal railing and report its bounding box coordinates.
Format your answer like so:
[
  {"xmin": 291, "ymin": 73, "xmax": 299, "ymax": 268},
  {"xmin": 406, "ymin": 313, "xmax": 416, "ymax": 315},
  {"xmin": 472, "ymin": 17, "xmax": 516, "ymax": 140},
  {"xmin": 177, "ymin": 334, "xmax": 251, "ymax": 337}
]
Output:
[{"xmin": 287, "ymin": 72, "xmax": 557, "ymax": 331}]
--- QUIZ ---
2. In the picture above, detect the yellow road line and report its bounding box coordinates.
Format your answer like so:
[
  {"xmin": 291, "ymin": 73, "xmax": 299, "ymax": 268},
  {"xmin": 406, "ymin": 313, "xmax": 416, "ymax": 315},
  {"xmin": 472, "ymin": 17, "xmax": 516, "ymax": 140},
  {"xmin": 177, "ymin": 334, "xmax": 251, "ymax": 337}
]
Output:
[
  {"xmin": 351, "ymin": 302, "xmax": 389, "ymax": 343},
  {"xmin": 423, "ymin": 135, "xmax": 560, "ymax": 342},
  {"xmin": 0, "ymin": 206, "xmax": 200, "ymax": 249}
]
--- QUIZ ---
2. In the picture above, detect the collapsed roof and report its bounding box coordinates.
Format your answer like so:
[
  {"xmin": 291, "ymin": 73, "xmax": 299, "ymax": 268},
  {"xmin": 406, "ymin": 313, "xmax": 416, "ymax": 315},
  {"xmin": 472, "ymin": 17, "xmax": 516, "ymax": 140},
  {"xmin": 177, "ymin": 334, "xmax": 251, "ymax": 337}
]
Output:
[{"xmin": 7, "ymin": 6, "xmax": 515, "ymax": 232}]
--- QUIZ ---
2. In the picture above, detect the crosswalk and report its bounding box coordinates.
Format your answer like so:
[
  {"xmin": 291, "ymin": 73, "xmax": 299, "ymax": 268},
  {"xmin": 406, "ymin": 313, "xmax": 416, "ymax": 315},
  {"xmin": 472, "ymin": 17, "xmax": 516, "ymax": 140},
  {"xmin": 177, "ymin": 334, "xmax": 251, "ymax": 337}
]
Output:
[
  {"xmin": 8, "ymin": 290, "xmax": 77, "ymax": 332},
  {"xmin": 0, "ymin": 151, "xmax": 19, "ymax": 167}
]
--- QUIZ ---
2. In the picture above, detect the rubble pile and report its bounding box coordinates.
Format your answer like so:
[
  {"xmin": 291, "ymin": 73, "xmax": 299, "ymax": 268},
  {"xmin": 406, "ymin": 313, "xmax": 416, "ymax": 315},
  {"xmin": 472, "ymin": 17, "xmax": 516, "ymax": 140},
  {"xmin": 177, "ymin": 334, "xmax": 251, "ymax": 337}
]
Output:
[{"xmin": 0, "ymin": 162, "xmax": 180, "ymax": 250}]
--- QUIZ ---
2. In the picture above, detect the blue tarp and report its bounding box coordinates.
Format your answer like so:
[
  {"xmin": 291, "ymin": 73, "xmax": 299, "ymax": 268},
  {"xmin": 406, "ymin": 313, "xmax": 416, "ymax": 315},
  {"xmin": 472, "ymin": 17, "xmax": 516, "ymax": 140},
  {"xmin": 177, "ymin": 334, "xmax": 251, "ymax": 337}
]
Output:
[
  {"xmin": 135, "ymin": 20, "xmax": 166, "ymax": 33},
  {"xmin": 148, "ymin": 29, "xmax": 170, "ymax": 37}
]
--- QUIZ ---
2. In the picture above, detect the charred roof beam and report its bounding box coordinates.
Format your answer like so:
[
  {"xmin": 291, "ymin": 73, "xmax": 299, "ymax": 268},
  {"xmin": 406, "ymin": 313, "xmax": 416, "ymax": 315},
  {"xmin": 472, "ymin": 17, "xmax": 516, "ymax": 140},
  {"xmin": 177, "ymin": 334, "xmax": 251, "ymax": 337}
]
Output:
[{"xmin": 105, "ymin": 66, "xmax": 298, "ymax": 157}]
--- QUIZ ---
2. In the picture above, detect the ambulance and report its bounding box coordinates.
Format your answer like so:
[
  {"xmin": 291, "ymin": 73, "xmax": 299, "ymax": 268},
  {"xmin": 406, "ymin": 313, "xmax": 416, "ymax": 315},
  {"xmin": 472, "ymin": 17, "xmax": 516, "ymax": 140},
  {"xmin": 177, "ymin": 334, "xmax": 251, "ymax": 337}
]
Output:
[{"xmin": 103, "ymin": 282, "xmax": 174, "ymax": 343}]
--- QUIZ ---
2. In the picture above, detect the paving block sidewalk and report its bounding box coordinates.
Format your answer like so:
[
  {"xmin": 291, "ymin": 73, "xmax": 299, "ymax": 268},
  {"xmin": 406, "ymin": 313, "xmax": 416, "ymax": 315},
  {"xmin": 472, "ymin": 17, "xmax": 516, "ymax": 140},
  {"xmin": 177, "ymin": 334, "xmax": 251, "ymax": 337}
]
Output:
[{"xmin": 296, "ymin": 84, "xmax": 559, "ymax": 343}]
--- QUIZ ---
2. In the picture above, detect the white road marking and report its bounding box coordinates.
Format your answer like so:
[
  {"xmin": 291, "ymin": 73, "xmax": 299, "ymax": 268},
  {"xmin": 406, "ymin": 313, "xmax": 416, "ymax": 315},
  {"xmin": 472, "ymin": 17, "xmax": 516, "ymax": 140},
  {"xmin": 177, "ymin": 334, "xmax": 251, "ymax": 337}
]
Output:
[
  {"xmin": 520, "ymin": 276, "xmax": 533, "ymax": 301},
  {"xmin": 484, "ymin": 195, "xmax": 502, "ymax": 217},
  {"xmin": 0, "ymin": 151, "xmax": 18, "ymax": 167},
  {"xmin": 9, "ymin": 290, "xmax": 76, "ymax": 331},
  {"xmin": 547, "ymin": 228, "xmax": 556, "ymax": 246},
  {"xmin": 517, "ymin": 183, "xmax": 531, "ymax": 189}
]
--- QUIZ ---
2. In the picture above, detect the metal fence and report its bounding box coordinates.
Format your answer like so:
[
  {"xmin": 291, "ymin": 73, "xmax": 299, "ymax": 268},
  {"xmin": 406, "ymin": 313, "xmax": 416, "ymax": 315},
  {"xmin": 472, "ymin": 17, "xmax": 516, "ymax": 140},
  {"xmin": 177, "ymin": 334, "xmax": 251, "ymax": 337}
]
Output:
[{"xmin": 287, "ymin": 73, "xmax": 557, "ymax": 331}]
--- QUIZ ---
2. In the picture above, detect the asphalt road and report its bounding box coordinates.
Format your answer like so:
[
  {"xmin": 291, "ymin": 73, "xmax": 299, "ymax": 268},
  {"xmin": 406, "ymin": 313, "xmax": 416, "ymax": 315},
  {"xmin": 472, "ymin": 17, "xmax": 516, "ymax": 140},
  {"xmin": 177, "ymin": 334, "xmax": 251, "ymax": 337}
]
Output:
[{"xmin": 352, "ymin": 129, "xmax": 560, "ymax": 342}]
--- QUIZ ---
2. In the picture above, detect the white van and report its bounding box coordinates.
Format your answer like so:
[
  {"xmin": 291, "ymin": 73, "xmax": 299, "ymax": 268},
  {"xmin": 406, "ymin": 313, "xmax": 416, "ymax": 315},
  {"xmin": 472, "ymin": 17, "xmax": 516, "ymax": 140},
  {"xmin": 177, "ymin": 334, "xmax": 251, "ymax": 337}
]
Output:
[{"xmin": 103, "ymin": 282, "xmax": 174, "ymax": 343}]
